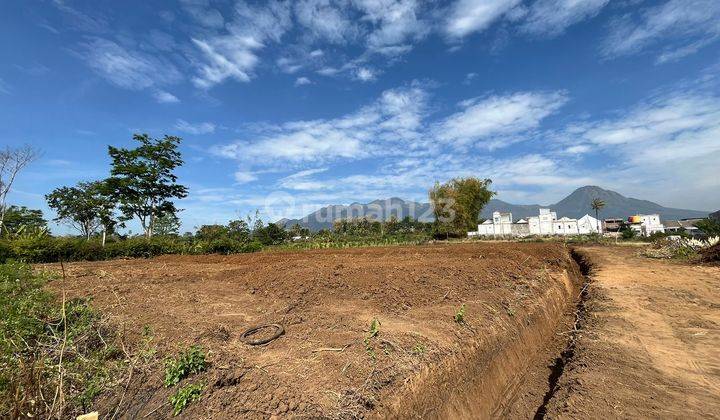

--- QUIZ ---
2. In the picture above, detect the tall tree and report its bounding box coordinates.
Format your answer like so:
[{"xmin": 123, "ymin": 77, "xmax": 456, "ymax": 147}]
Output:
[
  {"xmin": 429, "ymin": 177, "xmax": 495, "ymax": 235},
  {"xmin": 151, "ymin": 212, "xmax": 181, "ymax": 236},
  {"xmin": 591, "ymin": 198, "xmax": 606, "ymax": 233},
  {"xmin": 46, "ymin": 181, "xmax": 116, "ymax": 240},
  {"xmin": 107, "ymin": 134, "xmax": 188, "ymax": 238},
  {"xmin": 0, "ymin": 145, "xmax": 39, "ymax": 235}
]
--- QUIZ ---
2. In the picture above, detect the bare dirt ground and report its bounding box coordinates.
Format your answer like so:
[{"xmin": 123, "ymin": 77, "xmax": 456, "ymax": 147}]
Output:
[
  {"xmin": 40, "ymin": 243, "xmax": 581, "ymax": 419},
  {"xmin": 545, "ymin": 246, "xmax": 720, "ymax": 419}
]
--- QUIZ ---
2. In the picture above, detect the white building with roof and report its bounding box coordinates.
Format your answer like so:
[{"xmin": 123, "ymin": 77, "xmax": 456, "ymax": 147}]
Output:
[
  {"xmin": 471, "ymin": 209, "xmax": 601, "ymax": 237},
  {"xmin": 628, "ymin": 214, "xmax": 665, "ymax": 236}
]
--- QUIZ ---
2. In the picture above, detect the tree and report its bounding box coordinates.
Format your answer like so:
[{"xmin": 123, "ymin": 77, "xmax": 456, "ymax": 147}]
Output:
[
  {"xmin": 153, "ymin": 212, "xmax": 181, "ymax": 236},
  {"xmin": 591, "ymin": 198, "xmax": 606, "ymax": 233},
  {"xmin": 195, "ymin": 225, "xmax": 229, "ymax": 241},
  {"xmin": 227, "ymin": 219, "xmax": 250, "ymax": 241},
  {"xmin": 1, "ymin": 206, "xmax": 47, "ymax": 236},
  {"xmin": 46, "ymin": 181, "xmax": 116, "ymax": 240},
  {"xmin": 0, "ymin": 145, "xmax": 39, "ymax": 235},
  {"xmin": 107, "ymin": 134, "xmax": 188, "ymax": 238},
  {"xmin": 695, "ymin": 218, "xmax": 720, "ymax": 237},
  {"xmin": 288, "ymin": 223, "xmax": 310, "ymax": 238},
  {"xmin": 429, "ymin": 177, "xmax": 495, "ymax": 235},
  {"xmin": 261, "ymin": 223, "xmax": 287, "ymax": 245}
]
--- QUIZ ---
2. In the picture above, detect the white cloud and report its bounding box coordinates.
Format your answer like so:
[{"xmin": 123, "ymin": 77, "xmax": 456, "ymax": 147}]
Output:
[
  {"xmin": 215, "ymin": 85, "xmax": 428, "ymax": 165},
  {"xmin": 294, "ymin": 0, "xmax": 358, "ymax": 44},
  {"xmin": 175, "ymin": 119, "xmax": 216, "ymax": 134},
  {"xmin": 575, "ymin": 94, "xmax": 720, "ymax": 147},
  {"xmin": 179, "ymin": 0, "xmax": 225, "ymax": 28},
  {"xmin": 355, "ymin": 67, "xmax": 377, "ymax": 82},
  {"xmin": 355, "ymin": 0, "xmax": 428, "ymax": 52},
  {"xmin": 78, "ymin": 38, "xmax": 182, "ymax": 90},
  {"xmin": 521, "ymin": 0, "xmax": 609, "ymax": 37},
  {"xmin": 234, "ymin": 171, "xmax": 258, "ymax": 183},
  {"xmin": 445, "ymin": 0, "xmax": 522, "ymax": 39},
  {"xmin": 191, "ymin": 0, "xmax": 293, "ymax": 88},
  {"xmin": 437, "ymin": 91, "xmax": 568, "ymax": 147},
  {"xmin": 154, "ymin": 90, "xmax": 180, "ymax": 103},
  {"xmin": 602, "ymin": 0, "xmax": 720, "ymax": 61},
  {"xmin": 295, "ymin": 76, "xmax": 312, "ymax": 86}
]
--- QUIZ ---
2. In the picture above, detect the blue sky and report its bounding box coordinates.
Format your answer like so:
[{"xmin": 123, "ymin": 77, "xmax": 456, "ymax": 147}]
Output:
[{"xmin": 1, "ymin": 0, "xmax": 719, "ymax": 233}]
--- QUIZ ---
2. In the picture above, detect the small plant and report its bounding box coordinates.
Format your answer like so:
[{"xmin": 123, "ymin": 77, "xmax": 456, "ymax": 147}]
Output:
[
  {"xmin": 170, "ymin": 383, "xmax": 203, "ymax": 416},
  {"xmin": 364, "ymin": 318, "xmax": 381, "ymax": 360},
  {"xmin": 454, "ymin": 304, "xmax": 466, "ymax": 323},
  {"xmin": 412, "ymin": 343, "xmax": 426, "ymax": 355},
  {"xmin": 164, "ymin": 345, "xmax": 208, "ymax": 387}
]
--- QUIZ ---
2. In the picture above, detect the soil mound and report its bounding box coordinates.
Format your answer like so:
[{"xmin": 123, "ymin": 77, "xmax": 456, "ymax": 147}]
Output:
[{"xmin": 701, "ymin": 243, "xmax": 720, "ymax": 263}]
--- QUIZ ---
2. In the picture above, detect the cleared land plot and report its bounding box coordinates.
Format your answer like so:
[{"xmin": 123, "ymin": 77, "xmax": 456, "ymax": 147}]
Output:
[
  {"xmin": 40, "ymin": 243, "xmax": 581, "ymax": 419},
  {"xmin": 545, "ymin": 246, "xmax": 720, "ymax": 418}
]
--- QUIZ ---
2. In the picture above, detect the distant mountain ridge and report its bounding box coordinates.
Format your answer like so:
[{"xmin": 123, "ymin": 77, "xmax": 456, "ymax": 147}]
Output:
[{"xmin": 278, "ymin": 186, "xmax": 709, "ymax": 231}]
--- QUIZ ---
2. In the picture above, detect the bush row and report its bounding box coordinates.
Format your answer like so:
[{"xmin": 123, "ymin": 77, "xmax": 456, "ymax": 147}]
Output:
[{"xmin": 0, "ymin": 236, "xmax": 263, "ymax": 263}]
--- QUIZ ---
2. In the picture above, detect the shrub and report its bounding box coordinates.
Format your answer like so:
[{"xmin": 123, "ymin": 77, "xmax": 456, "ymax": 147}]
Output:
[
  {"xmin": 0, "ymin": 241, "xmax": 11, "ymax": 263},
  {"xmin": 0, "ymin": 261, "xmax": 123, "ymax": 418},
  {"xmin": 164, "ymin": 346, "xmax": 208, "ymax": 387},
  {"xmin": 170, "ymin": 383, "xmax": 203, "ymax": 416}
]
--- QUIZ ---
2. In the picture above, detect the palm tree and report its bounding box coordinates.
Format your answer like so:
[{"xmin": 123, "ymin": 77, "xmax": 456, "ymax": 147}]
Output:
[{"xmin": 591, "ymin": 198, "xmax": 606, "ymax": 233}]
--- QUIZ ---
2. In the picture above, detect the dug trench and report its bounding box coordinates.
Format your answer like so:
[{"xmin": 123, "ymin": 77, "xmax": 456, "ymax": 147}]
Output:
[
  {"xmin": 376, "ymin": 247, "xmax": 593, "ymax": 419},
  {"xmin": 43, "ymin": 243, "xmax": 596, "ymax": 419}
]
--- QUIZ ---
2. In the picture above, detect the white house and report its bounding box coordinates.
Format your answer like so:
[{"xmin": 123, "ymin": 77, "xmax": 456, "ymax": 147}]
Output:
[
  {"xmin": 472, "ymin": 209, "xmax": 601, "ymax": 237},
  {"xmin": 554, "ymin": 217, "xmax": 580, "ymax": 235},
  {"xmin": 578, "ymin": 214, "xmax": 602, "ymax": 234},
  {"xmin": 528, "ymin": 208, "xmax": 557, "ymax": 235},
  {"xmin": 476, "ymin": 211, "xmax": 514, "ymax": 236},
  {"xmin": 628, "ymin": 214, "xmax": 665, "ymax": 236}
]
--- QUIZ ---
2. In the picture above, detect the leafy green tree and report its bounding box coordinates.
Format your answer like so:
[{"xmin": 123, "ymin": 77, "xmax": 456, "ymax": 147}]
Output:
[
  {"xmin": 288, "ymin": 223, "xmax": 310, "ymax": 238},
  {"xmin": 429, "ymin": 177, "xmax": 495, "ymax": 235},
  {"xmin": 195, "ymin": 225, "xmax": 229, "ymax": 241},
  {"xmin": 46, "ymin": 181, "xmax": 116, "ymax": 240},
  {"xmin": 695, "ymin": 218, "xmax": 720, "ymax": 237},
  {"xmin": 153, "ymin": 212, "xmax": 181, "ymax": 236},
  {"xmin": 227, "ymin": 219, "xmax": 250, "ymax": 241},
  {"xmin": 1, "ymin": 206, "xmax": 47, "ymax": 236},
  {"xmin": 261, "ymin": 223, "xmax": 287, "ymax": 245},
  {"xmin": 106, "ymin": 134, "xmax": 188, "ymax": 238}
]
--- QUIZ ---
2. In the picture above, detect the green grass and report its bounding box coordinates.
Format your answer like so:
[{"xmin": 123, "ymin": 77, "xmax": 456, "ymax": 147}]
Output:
[{"xmin": 0, "ymin": 261, "xmax": 124, "ymax": 418}]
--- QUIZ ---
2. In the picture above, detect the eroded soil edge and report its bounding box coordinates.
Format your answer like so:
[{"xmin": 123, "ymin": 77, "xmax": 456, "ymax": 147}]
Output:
[{"xmin": 377, "ymin": 247, "xmax": 590, "ymax": 419}]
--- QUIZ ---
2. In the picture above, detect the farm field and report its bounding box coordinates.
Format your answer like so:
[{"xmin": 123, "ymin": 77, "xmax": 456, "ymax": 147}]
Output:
[
  {"xmin": 36, "ymin": 242, "xmax": 720, "ymax": 419},
  {"xmin": 40, "ymin": 242, "xmax": 584, "ymax": 418}
]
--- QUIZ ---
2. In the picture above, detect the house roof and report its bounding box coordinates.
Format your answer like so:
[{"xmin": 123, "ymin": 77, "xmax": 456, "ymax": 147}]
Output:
[{"xmin": 515, "ymin": 218, "xmax": 528, "ymax": 224}]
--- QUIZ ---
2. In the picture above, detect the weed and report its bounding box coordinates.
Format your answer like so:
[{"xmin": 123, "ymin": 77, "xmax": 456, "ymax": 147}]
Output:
[
  {"xmin": 412, "ymin": 343, "xmax": 426, "ymax": 355},
  {"xmin": 363, "ymin": 318, "xmax": 381, "ymax": 360},
  {"xmin": 506, "ymin": 306, "xmax": 516, "ymax": 317},
  {"xmin": 454, "ymin": 304, "xmax": 467, "ymax": 323},
  {"xmin": 0, "ymin": 261, "xmax": 124, "ymax": 418},
  {"xmin": 164, "ymin": 346, "xmax": 208, "ymax": 387},
  {"xmin": 170, "ymin": 383, "xmax": 203, "ymax": 416}
]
